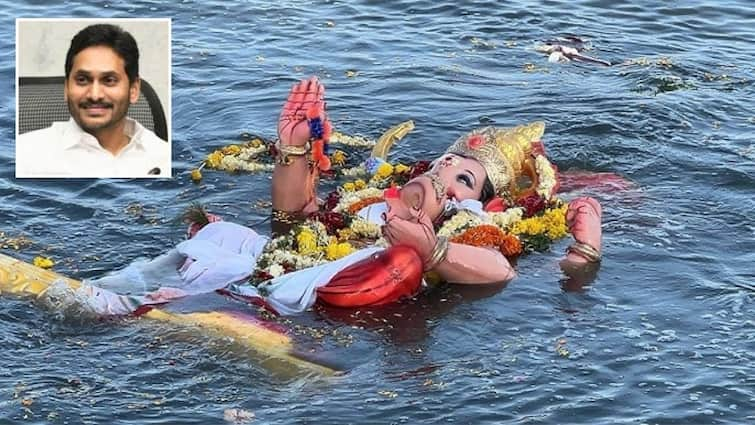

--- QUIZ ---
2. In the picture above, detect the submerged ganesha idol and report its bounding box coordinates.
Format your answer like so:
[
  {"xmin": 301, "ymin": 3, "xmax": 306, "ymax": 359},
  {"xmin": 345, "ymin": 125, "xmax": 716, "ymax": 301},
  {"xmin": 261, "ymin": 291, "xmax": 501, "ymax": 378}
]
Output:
[{"xmin": 50, "ymin": 76, "xmax": 607, "ymax": 317}]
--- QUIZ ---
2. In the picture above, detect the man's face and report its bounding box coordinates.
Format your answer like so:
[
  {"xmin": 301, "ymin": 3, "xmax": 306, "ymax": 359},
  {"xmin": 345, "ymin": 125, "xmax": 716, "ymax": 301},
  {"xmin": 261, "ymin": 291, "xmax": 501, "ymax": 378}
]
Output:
[
  {"xmin": 65, "ymin": 45, "xmax": 139, "ymax": 134},
  {"xmin": 400, "ymin": 154, "xmax": 488, "ymax": 221}
]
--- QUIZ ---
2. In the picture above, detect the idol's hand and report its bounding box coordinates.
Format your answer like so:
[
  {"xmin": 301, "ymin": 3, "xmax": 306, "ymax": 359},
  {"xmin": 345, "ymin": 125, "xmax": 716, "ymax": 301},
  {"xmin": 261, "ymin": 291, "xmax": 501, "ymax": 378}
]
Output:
[
  {"xmin": 566, "ymin": 197, "xmax": 602, "ymax": 252},
  {"xmin": 382, "ymin": 205, "xmax": 437, "ymax": 264},
  {"xmin": 383, "ymin": 189, "xmax": 414, "ymax": 221},
  {"xmin": 277, "ymin": 76, "xmax": 328, "ymax": 147}
]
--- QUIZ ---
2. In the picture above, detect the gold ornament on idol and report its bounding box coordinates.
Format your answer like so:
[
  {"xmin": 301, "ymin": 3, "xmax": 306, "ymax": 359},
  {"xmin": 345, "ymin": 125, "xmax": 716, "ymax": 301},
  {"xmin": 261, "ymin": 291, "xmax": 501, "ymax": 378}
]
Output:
[{"xmin": 444, "ymin": 121, "xmax": 546, "ymax": 197}]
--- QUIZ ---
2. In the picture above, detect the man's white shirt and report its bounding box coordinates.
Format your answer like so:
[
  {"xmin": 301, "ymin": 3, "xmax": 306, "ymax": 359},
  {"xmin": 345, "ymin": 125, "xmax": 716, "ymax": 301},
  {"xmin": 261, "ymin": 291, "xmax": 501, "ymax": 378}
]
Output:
[{"xmin": 16, "ymin": 117, "xmax": 171, "ymax": 178}]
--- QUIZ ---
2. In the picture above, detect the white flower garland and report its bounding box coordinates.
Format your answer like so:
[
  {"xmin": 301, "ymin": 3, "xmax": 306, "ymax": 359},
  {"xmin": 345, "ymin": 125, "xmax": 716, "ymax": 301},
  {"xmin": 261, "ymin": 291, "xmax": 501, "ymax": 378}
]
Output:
[
  {"xmin": 437, "ymin": 210, "xmax": 483, "ymax": 237},
  {"xmin": 329, "ymin": 131, "xmax": 375, "ymax": 148},
  {"xmin": 310, "ymin": 221, "xmax": 331, "ymax": 247},
  {"xmin": 534, "ymin": 155, "xmax": 557, "ymax": 199},
  {"xmin": 349, "ymin": 216, "xmax": 382, "ymax": 238},
  {"xmin": 267, "ymin": 263, "xmax": 285, "ymax": 278},
  {"xmin": 436, "ymin": 206, "xmax": 526, "ymax": 238},
  {"xmin": 489, "ymin": 208, "xmax": 525, "ymax": 230},
  {"xmin": 340, "ymin": 164, "xmax": 368, "ymax": 177},
  {"xmin": 211, "ymin": 143, "xmax": 273, "ymax": 173},
  {"xmin": 260, "ymin": 247, "xmax": 325, "ymax": 273},
  {"xmin": 218, "ymin": 155, "xmax": 274, "ymax": 173}
]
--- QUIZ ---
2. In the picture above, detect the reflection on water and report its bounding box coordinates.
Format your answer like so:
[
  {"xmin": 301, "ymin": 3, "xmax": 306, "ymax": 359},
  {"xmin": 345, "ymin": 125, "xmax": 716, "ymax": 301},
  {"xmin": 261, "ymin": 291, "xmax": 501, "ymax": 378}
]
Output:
[{"xmin": 1, "ymin": 0, "xmax": 754, "ymax": 424}]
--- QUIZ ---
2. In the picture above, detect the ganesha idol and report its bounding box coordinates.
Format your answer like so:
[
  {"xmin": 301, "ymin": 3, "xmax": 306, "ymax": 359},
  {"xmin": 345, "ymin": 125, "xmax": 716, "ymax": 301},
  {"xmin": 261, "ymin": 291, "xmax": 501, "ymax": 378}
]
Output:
[
  {"xmin": 65, "ymin": 77, "xmax": 605, "ymax": 317},
  {"xmin": 316, "ymin": 122, "xmax": 566, "ymax": 307}
]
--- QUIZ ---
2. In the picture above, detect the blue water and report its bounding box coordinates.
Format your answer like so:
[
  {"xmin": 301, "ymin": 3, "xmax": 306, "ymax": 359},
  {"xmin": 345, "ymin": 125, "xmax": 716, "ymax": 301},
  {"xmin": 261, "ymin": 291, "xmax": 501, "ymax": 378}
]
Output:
[{"xmin": 2, "ymin": 1, "xmax": 754, "ymax": 424}]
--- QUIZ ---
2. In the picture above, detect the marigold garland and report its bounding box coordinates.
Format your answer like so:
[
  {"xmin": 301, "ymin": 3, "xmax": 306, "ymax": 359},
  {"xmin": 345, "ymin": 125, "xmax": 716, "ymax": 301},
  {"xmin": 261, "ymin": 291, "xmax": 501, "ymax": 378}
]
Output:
[
  {"xmin": 450, "ymin": 224, "xmax": 503, "ymax": 247},
  {"xmin": 346, "ymin": 196, "xmax": 384, "ymax": 214},
  {"xmin": 450, "ymin": 225, "xmax": 524, "ymax": 257},
  {"xmin": 499, "ymin": 233, "xmax": 524, "ymax": 257}
]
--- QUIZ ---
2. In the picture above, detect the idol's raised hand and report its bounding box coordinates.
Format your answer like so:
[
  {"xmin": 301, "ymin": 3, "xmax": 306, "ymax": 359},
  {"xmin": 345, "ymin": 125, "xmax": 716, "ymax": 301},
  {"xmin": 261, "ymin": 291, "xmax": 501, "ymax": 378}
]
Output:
[{"xmin": 277, "ymin": 76, "xmax": 328, "ymax": 147}]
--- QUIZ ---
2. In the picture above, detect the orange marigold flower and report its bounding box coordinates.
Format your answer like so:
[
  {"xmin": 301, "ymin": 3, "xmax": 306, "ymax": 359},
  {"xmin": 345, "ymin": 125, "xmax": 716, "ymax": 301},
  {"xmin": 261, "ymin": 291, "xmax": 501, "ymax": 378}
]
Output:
[
  {"xmin": 450, "ymin": 225, "xmax": 522, "ymax": 257},
  {"xmin": 499, "ymin": 234, "xmax": 523, "ymax": 257},
  {"xmin": 451, "ymin": 225, "xmax": 505, "ymax": 248}
]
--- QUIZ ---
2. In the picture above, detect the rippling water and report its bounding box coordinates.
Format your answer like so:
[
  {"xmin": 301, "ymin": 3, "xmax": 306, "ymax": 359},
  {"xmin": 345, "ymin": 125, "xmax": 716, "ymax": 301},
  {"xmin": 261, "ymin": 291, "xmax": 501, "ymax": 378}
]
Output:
[{"xmin": 2, "ymin": 1, "xmax": 754, "ymax": 423}]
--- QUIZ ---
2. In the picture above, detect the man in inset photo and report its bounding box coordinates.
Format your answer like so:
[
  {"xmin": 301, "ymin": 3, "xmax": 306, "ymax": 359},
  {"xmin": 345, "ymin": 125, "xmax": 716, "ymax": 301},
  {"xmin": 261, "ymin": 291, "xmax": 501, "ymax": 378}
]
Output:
[{"xmin": 16, "ymin": 20, "xmax": 171, "ymax": 178}]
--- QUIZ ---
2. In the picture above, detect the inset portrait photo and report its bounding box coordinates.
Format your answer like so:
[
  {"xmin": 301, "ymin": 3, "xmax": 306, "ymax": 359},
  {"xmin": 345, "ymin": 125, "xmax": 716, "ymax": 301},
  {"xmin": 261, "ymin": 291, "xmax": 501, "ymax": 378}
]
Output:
[{"xmin": 16, "ymin": 18, "xmax": 171, "ymax": 178}]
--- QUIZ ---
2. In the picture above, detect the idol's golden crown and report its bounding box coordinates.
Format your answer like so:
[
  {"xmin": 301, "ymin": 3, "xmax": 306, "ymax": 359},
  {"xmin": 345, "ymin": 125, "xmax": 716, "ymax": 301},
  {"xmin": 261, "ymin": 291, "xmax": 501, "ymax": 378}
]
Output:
[{"xmin": 445, "ymin": 121, "xmax": 545, "ymax": 196}]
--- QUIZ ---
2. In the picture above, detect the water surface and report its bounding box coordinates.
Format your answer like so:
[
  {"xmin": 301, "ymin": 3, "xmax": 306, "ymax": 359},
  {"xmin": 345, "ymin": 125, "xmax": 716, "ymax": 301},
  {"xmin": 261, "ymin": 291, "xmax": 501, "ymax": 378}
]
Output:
[{"xmin": 1, "ymin": 1, "xmax": 754, "ymax": 424}]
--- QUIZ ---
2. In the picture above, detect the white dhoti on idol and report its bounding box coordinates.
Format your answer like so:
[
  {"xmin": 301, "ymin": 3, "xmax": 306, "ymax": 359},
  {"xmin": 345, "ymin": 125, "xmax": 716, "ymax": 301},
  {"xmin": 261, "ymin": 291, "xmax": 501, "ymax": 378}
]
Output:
[{"xmin": 70, "ymin": 221, "xmax": 380, "ymax": 316}]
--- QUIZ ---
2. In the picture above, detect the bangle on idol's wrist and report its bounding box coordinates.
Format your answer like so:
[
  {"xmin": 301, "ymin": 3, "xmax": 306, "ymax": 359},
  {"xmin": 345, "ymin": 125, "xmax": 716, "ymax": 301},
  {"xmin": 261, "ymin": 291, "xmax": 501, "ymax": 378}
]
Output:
[
  {"xmin": 425, "ymin": 236, "xmax": 449, "ymax": 271},
  {"xmin": 275, "ymin": 141, "xmax": 310, "ymax": 165},
  {"xmin": 566, "ymin": 241, "xmax": 601, "ymax": 263}
]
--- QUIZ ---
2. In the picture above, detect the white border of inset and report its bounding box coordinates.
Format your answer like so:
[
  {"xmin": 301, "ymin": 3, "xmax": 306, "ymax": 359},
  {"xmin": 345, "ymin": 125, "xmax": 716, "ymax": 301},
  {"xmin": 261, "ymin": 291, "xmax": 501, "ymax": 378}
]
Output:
[{"xmin": 15, "ymin": 17, "xmax": 172, "ymax": 178}]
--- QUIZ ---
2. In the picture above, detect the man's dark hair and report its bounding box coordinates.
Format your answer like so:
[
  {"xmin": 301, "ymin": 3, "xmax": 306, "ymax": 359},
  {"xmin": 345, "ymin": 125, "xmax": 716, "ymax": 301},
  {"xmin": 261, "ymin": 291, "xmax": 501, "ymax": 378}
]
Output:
[{"xmin": 64, "ymin": 24, "xmax": 140, "ymax": 84}]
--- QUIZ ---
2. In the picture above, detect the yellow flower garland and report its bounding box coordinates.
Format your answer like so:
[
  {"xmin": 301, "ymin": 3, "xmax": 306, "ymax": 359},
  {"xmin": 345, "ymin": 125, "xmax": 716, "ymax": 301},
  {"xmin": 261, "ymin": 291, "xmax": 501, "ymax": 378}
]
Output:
[
  {"xmin": 326, "ymin": 240, "xmax": 355, "ymax": 260},
  {"xmin": 511, "ymin": 203, "xmax": 568, "ymax": 240},
  {"xmin": 296, "ymin": 228, "xmax": 319, "ymax": 255}
]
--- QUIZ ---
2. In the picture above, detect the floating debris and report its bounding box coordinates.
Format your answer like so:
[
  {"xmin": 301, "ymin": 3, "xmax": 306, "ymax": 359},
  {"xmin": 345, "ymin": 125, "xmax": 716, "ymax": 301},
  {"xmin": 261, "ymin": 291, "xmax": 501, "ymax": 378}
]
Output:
[
  {"xmin": 656, "ymin": 56, "xmax": 674, "ymax": 69},
  {"xmin": 224, "ymin": 408, "xmax": 255, "ymax": 424},
  {"xmin": 623, "ymin": 56, "xmax": 674, "ymax": 69},
  {"xmin": 652, "ymin": 75, "xmax": 695, "ymax": 94},
  {"xmin": 33, "ymin": 256, "xmax": 54, "ymax": 269},
  {"xmin": 523, "ymin": 63, "xmax": 547, "ymax": 73},
  {"xmin": 124, "ymin": 202, "xmax": 162, "ymax": 225},
  {"xmin": 378, "ymin": 390, "xmax": 398, "ymax": 399},
  {"xmin": 470, "ymin": 37, "xmax": 496, "ymax": 49},
  {"xmin": 555, "ymin": 338, "xmax": 570, "ymax": 358},
  {"xmin": 536, "ymin": 44, "xmax": 611, "ymax": 66},
  {"xmin": 534, "ymin": 36, "xmax": 610, "ymax": 66},
  {"xmin": 252, "ymin": 199, "xmax": 272, "ymax": 211},
  {"xmin": 191, "ymin": 168, "xmax": 203, "ymax": 182},
  {"xmin": 0, "ymin": 232, "xmax": 33, "ymax": 250},
  {"xmin": 705, "ymin": 72, "xmax": 730, "ymax": 82},
  {"xmin": 203, "ymin": 137, "xmax": 274, "ymax": 174}
]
